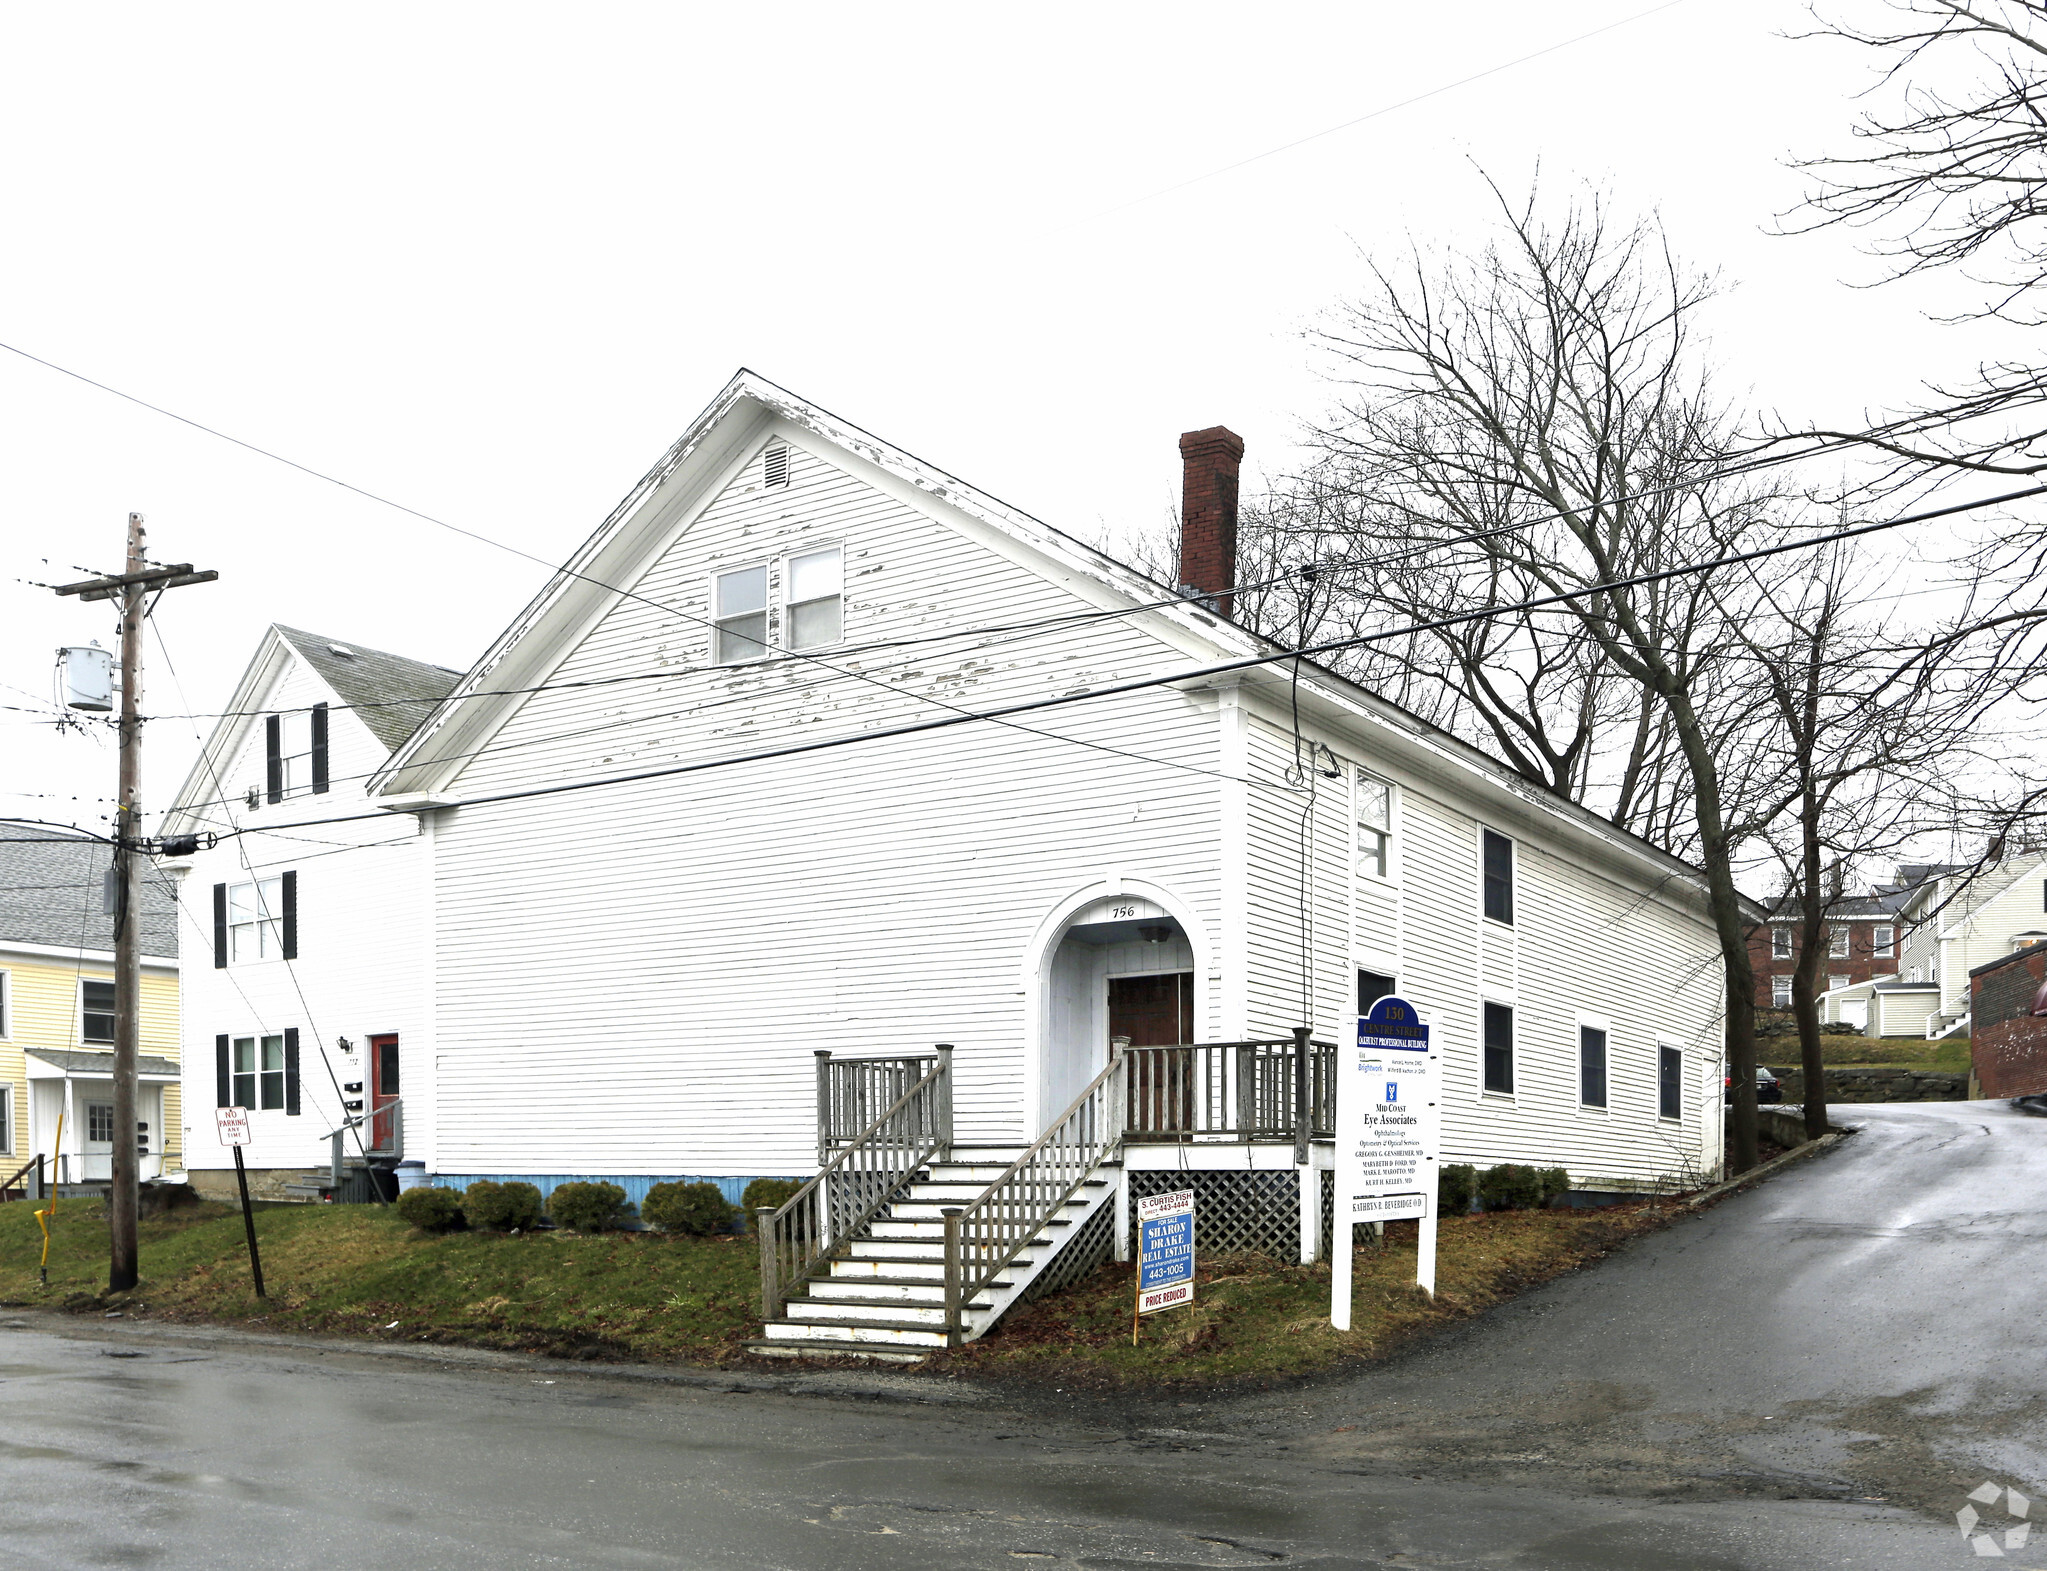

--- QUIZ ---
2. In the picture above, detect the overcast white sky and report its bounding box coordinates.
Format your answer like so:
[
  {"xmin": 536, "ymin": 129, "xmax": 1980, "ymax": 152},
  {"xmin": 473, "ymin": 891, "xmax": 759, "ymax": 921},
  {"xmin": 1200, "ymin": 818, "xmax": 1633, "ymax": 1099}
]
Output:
[{"xmin": 0, "ymin": 0, "xmax": 2006, "ymax": 835}]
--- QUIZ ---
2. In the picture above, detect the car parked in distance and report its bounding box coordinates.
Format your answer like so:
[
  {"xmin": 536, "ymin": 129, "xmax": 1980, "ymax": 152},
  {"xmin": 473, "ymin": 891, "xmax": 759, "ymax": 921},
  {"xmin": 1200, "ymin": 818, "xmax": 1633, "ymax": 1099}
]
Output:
[{"xmin": 1725, "ymin": 1066, "xmax": 1784, "ymax": 1104}]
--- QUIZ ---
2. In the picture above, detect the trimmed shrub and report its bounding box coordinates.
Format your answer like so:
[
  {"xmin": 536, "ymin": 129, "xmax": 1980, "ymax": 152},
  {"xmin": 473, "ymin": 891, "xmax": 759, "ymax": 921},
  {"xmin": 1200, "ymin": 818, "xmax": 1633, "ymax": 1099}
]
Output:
[
  {"xmin": 740, "ymin": 1177, "xmax": 804, "ymax": 1221},
  {"xmin": 1437, "ymin": 1163, "xmax": 1479, "ymax": 1216},
  {"xmin": 463, "ymin": 1179, "xmax": 543, "ymax": 1232},
  {"xmin": 548, "ymin": 1180, "xmax": 627, "ymax": 1233},
  {"xmin": 1477, "ymin": 1163, "xmax": 1543, "ymax": 1211},
  {"xmin": 1536, "ymin": 1166, "xmax": 1572, "ymax": 1207},
  {"xmin": 394, "ymin": 1186, "xmax": 465, "ymax": 1234},
  {"xmin": 642, "ymin": 1180, "xmax": 737, "ymax": 1236}
]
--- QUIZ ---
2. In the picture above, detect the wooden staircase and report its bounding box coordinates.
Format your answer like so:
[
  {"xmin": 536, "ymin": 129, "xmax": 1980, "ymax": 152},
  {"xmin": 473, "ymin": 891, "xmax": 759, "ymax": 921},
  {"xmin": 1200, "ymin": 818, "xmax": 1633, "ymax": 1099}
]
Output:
[{"xmin": 747, "ymin": 1144, "xmax": 1120, "ymax": 1361}]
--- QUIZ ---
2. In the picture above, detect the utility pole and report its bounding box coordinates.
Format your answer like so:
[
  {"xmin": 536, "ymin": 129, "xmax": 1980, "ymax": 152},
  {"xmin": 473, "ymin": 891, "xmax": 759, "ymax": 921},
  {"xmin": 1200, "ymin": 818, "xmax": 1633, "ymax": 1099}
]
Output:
[{"xmin": 53, "ymin": 517, "xmax": 216, "ymax": 1293}]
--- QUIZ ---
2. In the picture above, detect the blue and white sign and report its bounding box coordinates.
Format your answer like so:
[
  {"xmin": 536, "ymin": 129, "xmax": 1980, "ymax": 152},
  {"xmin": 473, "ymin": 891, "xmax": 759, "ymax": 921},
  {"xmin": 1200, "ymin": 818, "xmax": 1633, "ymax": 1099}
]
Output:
[
  {"xmin": 1333, "ymin": 994, "xmax": 1440, "ymax": 1326},
  {"xmin": 1136, "ymin": 1189, "xmax": 1195, "ymax": 1314}
]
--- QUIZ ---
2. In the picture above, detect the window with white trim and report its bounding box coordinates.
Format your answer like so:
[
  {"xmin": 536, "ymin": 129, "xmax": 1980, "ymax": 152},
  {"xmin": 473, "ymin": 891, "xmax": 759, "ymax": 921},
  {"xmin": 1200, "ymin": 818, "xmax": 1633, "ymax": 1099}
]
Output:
[
  {"xmin": 1771, "ymin": 926, "xmax": 1792, "ymax": 959},
  {"xmin": 1872, "ymin": 924, "xmax": 1894, "ymax": 957},
  {"xmin": 228, "ymin": 878, "xmax": 285, "ymax": 962},
  {"xmin": 1579, "ymin": 1024, "xmax": 1608, "ymax": 1108},
  {"xmin": 1354, "ymin": 770, "xmax": 1393, "ymax": 879},
  {"xmin": 86, "ymin": 1101, "xmax": 116, "ymax": 1144},
  {"xmin": 1829, "ymin": 974, "xmax": 1850, "ymax": 993},
  {"xmin": 1772, "ymin": 974, "xmax": 1793, "ymax": 1008},
  {"xmin": 712, "ymin": 565, "xmax": 771, "ymax": 664},
  {"xmin": 1482, "ymin": 1001, "xmax": 1514, "ymax": 1093},
  {"xmin": 1658, "ymin": 1044, "xmax": 1683, "ymax": 1120},
  {"xmin": 1481, "ymin": 829, "xmax": 1514, "ymax": 925},
  {"xmin": 232, "ymin": 1034, "xmax": 287, "ymax": 1111},
  {"xmin": 0, "ymin": 968, "xmax": 8, "ymax": 1038},
  {"xmin": 0, "ymin": 1084, "xmax": 12, "ymax": 1153},
  {"xmin": 82, "ymin": 979, "xmax": 115, "ymax": 1044},
  {"xmin": 785, "ymin": 546, "xmax": 844, "ymax": 651},
  {"xmin": 1829, "ymin": 925, "xmax": 1850, "ymax": 958}
]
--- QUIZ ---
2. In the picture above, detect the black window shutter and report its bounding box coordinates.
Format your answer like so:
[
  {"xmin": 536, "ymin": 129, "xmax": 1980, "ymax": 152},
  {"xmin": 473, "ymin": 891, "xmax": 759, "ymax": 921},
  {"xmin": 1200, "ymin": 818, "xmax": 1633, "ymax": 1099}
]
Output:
[
  {"xmin": 280, "ymin": 870, "xmax": 298, "ymax": 960},
  {"xmin": 215, "ymin": 1034, "xmax": 230, "ymax": 1108},
  {"xmin": 212, "ymin": 883, "xmax": 228, "ymax": 969},
  {"xmin": 311, "ymin": 703, "xmax": 330, "ymax": 794},
  {"xmin": 284, "ymin": 1028, "xmax": 301, "ymax": 1116},
  {"xmin": 265, "ymin": 715, "xmax": 283, "ymax": 803}
]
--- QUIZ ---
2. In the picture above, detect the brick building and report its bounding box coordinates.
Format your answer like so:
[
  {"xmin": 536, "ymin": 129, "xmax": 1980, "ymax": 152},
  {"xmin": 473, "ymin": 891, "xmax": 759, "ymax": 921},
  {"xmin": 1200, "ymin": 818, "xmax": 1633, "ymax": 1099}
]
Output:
[
  {"xmin": 1747, "ymin": 894, "xmax": 1903, "ymax": 1012},
  {"xmin": 1969, "ymin": 943, "xmax": 2047, "ymax": 1099}
]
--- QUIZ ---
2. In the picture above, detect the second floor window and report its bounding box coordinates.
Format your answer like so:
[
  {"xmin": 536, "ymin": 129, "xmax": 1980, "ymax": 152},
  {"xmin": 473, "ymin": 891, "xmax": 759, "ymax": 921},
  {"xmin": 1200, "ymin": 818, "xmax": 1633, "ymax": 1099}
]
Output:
[
  {"xmin": 1481, "ymin": 829, "xmax": 1514, "ymax": 925},
  {"xmin": 785, "ymin": 547, "xmax": 844, "ymax": 650},
  {"xmin": 1829, "ymin": 926, "xmax": 1850, "ymax": 958},
  {"xmin": 1772, "ymin": 926, "xmax": 1792, "ymax": 959},
  {"xmin": 228, "ymin": 879, "xmax": 285, "ymax": 961},
  {"xmin": 82, "ymin": 979, "xmax": 115, "ymax": 1044},
  {"xmin": 1873, "ymin": 924, "xmax": 1894, "ymax": 957},
  {"xmin": 1355, "ymin": 772, "xmax": 1392, "ymax": 879},
  {"xmin": 713, "ymin": 566, "xmax": 771, "ymax": 664},
  {"xmin": 264, "ymin": 703, "xmax": 329, "ymax": 802}
]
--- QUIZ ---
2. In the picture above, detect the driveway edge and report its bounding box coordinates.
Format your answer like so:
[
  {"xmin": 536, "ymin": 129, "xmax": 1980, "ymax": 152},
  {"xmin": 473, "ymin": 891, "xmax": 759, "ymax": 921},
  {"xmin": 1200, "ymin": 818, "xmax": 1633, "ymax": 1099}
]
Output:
[{"xmin": 1684, "ymin": 1128, "xmax": 1851, "ymax": 1209}]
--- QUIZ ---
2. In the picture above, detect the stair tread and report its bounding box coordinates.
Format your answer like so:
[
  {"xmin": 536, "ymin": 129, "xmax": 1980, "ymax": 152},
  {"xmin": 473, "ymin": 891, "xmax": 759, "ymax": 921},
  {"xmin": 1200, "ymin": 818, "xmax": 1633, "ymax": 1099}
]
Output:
[
  {"xmin": 814, "ymin": 1274, "xmax": 1013, "ymax": 1289},
  {"xmin": 768, "ymin": 1314, "xmax": 961, "ymax": 1333}
]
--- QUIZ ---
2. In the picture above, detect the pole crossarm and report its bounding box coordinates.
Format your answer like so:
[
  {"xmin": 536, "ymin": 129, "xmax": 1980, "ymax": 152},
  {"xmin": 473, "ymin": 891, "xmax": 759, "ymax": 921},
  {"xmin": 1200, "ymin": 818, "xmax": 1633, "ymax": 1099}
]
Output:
[{"xmin": 53, "ymin": 565, "xmax": 218, "ymax": 602}]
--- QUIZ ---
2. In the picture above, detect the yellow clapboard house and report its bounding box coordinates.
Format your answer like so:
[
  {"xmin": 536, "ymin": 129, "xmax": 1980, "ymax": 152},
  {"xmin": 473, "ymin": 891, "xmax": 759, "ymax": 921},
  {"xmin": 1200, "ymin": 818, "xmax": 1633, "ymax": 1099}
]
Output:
[{"xmin": 0, "ymin": 825, "xmax": 180, "ymax": 1194}]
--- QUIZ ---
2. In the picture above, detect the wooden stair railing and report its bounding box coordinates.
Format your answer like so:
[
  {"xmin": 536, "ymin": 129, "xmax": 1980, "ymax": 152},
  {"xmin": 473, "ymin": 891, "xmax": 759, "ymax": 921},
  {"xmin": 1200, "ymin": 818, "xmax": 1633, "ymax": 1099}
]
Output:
[{"xmin": 760, "ymin": 1045, "xmax": 952, "ymax": 1321}]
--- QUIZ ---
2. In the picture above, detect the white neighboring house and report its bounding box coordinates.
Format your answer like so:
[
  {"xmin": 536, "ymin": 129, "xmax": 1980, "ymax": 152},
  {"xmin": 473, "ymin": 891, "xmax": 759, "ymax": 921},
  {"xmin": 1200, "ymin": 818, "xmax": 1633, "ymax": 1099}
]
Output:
[
  {"xmin": 160, "ymin": 627, "xmax": 458, "ymax": 1201},
  {"xmin": 1821, "ymin": 857, "xmax": 2047, "ymax": 1038},
  {"xmin": 323, "ymin": 371, "xmax": 1734, "ymax": 1352}
]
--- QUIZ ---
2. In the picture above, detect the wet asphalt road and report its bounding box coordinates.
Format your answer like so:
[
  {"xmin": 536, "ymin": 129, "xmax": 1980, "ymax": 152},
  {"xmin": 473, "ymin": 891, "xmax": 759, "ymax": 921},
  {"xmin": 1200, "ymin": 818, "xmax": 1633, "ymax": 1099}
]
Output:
[{"xmin": 0, "ymin": 1101, "xmax": 2038, "ymax": 1569}]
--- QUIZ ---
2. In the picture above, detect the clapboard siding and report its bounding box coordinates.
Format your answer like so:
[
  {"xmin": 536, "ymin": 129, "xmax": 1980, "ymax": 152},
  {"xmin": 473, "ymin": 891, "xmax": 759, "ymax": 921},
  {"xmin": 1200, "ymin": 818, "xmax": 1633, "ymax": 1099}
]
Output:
[
  {"xmin": 175, "ymin": 648, "xmax": 437, "ymax": 1174},
  {"xmin": 1239, "ymin": 704, "xmax": 1724, "ymax": 1190},
  {"xmin": 430, "ymin": 438, "xmax": 1226, "ymax": 1173}
]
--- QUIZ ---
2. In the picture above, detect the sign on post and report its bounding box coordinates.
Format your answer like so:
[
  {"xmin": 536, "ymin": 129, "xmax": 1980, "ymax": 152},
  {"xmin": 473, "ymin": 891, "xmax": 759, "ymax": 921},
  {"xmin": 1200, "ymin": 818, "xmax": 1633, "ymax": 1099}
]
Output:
[
  {"xmin": 215, "ymin": 1106, "xmax": 265, "ymax": 1299},
  {"xmin": 1333, "ymin": 995, "xmax": 1438, "ymax": 1330},
  {"xmin": 1133, "ymin": 1189, "xmax": 1195, "ymax": 1341},
  {"xmin": 215, "ymin": 1106, "xmax": 252, "ymax": 1146}
]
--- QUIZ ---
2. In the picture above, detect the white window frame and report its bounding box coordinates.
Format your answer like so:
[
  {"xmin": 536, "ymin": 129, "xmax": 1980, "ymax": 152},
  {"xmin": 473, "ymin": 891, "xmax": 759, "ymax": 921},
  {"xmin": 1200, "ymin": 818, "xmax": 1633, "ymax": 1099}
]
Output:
[
  {"xmin": 1656, "ymin": 1038, "xmax": 1686, "ymax": 1122},
  {"xmin": 231, "ymin": 1033, "xmax": 287, "ymax": 1112},
  {"xmin": 1479, "ymin": 992, "xmax": 1516, "ymax": 1099},
  {"xmin": 1828, "ymin": 974, "xmax": 1851, "ymax": 994},
  {"xmin": 1772, "ymin": 974, "xmax": 1793, "ymax": 1008},
  {"xmin": 1576, "ymin": 1011, "xmax": 1611, "ymax": 1112},
  {"xmin": 1872, "ymin": 924, "xmax": 1894, "ymax": 957},
  {"xmin": 782, "ymin": 543, "xmax": 845, "ymax": 653},
  {"xmin": 1771, "ymin": 926, "xmax": 1792, "ymax": 960},
  {"xmin": 85, "ymin": 1100, "xmax": 117, "ymax": 1145},
  {"xmin": 1829, "ymin": 925, "xmax": 1850, "ymax": 959},
  {"xmin": 276, "ymin": 709, "xmax": 315, "ymax": 797},
  {"xmin": 80, "ymin": 976, "xmax": 115, "ymax": 1045},
  {"xmin": 227, "ymin": 878, "xmax": 285, "ymax": 964},
  {"xmin": 1479, "ymin": 827, "xmax": 1515, "ymax": 928},
  {"xmin": 0, "ymin": 967, "xmax": 9, "ymax": 1040},
  {"xmin": 711, "ymin": 561, "xmax": 772, "ymax": 665},
  {"xmin": 1352, "ymin": 767, "xmax": 1396, "ymax": 883},
  {"xmin": 0, "ymin": 1082, "xmax": 12, "ymax": 1154}
]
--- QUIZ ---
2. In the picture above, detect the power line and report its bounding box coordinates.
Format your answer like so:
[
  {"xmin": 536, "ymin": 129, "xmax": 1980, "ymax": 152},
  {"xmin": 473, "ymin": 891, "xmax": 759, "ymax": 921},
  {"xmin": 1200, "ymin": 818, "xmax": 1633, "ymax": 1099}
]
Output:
[{"xmin": 199, "ymin": 480, "xmax": 2047, "ymax": 847}]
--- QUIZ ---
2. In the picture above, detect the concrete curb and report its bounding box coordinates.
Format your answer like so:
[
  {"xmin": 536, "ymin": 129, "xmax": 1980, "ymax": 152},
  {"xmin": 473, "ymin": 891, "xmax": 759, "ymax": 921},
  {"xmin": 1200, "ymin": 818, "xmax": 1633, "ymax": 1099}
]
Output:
[{"xmin": 1683, "ymin": 1128, "xmax": 1851, "ymax": 1209}]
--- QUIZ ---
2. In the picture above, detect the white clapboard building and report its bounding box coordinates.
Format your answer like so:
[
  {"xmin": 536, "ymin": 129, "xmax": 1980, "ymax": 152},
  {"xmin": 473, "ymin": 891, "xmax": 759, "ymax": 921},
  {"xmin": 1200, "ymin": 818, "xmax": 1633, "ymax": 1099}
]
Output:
[
  {"xmin": 171, "ymin": 371, "xmax": 1728, "ymax": 1355},
  {"xmin": 161, "ymin": 627, "xmax": 457, "ymax": 1200}
]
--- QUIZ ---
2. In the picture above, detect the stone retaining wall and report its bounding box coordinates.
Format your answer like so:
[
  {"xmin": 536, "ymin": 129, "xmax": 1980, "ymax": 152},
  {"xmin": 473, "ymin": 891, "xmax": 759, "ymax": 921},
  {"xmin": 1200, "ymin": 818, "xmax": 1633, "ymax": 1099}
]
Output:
[{"xmin": 1769, "ymin": 1065, "xmax": 1967, "ymax": 1103}]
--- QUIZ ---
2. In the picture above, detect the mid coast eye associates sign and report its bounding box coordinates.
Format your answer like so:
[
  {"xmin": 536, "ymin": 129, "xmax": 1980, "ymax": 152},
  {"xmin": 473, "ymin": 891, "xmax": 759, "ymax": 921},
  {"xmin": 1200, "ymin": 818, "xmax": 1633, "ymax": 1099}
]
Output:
[{"xmin": 1333, "ymin": 995, "xmax": 1439, "ymax": 1328}]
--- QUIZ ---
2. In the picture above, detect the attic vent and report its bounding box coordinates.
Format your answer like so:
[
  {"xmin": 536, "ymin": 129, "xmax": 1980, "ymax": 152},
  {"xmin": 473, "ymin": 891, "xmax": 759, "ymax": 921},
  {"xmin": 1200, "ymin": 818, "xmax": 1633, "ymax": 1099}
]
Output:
[
  {"xmin": 327, "ymin": 644, "xmax": 356, "ymax": 659},
  {"xmin": 763, "ymin": 442, "xmax": 790, "ymax": 489}
]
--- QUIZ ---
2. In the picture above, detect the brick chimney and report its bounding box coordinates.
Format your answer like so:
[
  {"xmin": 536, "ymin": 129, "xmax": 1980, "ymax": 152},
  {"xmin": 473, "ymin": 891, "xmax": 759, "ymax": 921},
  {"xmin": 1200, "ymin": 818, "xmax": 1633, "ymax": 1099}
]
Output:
[{"xmin": 1178, "ymin": 425, "xmax": 1244, "ymax": 617}]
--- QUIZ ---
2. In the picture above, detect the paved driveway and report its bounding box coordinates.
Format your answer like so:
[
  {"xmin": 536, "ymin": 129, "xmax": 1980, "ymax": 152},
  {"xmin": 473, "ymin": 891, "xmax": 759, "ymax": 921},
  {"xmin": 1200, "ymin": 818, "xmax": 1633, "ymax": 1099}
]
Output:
[{"xmin": 0, "ymin": 1101, "xmax": 2035, "ymax": 1569}]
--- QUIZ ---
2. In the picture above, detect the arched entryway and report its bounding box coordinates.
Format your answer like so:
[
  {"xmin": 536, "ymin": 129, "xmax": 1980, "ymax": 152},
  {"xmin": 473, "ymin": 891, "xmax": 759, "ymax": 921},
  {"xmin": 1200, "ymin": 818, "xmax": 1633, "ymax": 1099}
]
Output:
[{"xmin": 1035, "ymin": 892, "xmax": 1198, "ymax": 1134}]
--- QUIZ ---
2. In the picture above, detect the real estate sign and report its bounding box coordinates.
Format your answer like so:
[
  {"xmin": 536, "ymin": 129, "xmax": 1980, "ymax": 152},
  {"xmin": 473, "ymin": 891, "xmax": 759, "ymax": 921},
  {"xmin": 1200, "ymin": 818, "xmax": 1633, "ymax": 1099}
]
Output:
[
  {"xmin": 1135, "ymin": 1189, "xmax": 1195, "ymax": 1317},
  {"xmin": 1333, "ymin": 996, "xmax": 1439, "ymax": 1328}
]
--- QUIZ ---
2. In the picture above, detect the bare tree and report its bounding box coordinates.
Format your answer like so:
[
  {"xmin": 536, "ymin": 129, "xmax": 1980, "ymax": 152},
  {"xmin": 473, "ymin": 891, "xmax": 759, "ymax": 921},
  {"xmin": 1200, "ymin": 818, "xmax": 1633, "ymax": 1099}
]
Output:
[
  {"xmin": 1264, "ymin": 182, "xmax": 1802, "ymax": 1171},
  {"xmin": 1787, "ymin": 0, "xmax": 2047, "ymax": 477},
  {"xmin": 1730, "ymin": 536, "xmax": 2003, "ymax": 1138}
]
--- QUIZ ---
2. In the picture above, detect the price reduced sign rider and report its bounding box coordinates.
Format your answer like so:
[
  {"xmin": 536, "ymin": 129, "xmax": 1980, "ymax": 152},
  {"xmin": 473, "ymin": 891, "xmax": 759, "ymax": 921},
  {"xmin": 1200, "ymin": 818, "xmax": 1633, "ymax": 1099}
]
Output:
[{"xmin": 1332, "ymin": 995, "xmax": 1438, "ymax": 1330}]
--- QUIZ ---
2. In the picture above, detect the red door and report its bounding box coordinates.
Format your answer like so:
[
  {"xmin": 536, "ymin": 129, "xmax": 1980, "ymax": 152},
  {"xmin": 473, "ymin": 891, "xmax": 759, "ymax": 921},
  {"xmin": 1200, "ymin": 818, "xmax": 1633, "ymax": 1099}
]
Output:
[
  {"xmin": 1110, "ymin": 973, "xmax": 1195, "ymax": 1132},
  {"xmin": 369, "ymin": 1034, "xmax": 399, "ymax": 1152}
]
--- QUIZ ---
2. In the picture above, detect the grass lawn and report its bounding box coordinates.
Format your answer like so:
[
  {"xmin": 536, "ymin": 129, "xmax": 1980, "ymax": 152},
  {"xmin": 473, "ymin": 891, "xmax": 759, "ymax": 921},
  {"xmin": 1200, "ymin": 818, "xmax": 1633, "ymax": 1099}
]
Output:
[
  {"xmin": 930, "ymin": 1203, "xmax": 1678, "ymax": 1388},
  {"xmin": 0, "ymin": 1194, "xmax": 1680, "ymax": 1385},
  {"xmin": 1758, "ymin": 1034, "xmax": 1970, "ymax": 1073}
]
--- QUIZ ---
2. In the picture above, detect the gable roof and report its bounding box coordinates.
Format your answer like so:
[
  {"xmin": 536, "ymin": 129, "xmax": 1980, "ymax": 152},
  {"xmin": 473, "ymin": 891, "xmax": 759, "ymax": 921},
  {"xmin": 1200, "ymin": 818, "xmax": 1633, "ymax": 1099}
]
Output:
[
  {"xmin": 366, "ymin": 369, "xmax": 1746, "ymax": 920},
  {"xmin": 0, "ymin": 824, "xmax": 177, "ymax": 959},
  {"xmin": 274, "ymin": 626, "xmax": 462, "ymax": 752}
]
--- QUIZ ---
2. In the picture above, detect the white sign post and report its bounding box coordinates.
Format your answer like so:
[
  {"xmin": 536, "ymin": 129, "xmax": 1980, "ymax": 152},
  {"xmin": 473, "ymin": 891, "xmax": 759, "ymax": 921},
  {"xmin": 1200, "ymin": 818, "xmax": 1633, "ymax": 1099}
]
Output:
[{"xmin": 1332, "ymin": 995, "xmax": 1438, "ymax": 1329}]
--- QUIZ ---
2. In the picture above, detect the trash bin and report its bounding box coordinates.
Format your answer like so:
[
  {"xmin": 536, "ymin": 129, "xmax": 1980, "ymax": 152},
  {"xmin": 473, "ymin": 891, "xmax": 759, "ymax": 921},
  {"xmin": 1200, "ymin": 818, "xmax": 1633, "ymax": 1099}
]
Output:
[{"xmin": 393, "ymin": 1160, "xmax": 429, "ymax": 1193}]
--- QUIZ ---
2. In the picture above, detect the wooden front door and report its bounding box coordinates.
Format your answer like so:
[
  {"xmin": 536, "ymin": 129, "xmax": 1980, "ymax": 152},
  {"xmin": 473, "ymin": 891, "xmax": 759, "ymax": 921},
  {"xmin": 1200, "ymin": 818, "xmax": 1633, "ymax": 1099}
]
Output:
[
  {"xmin": 1110, "ymin": 973, "xmax": 1195, "ymax": 1133},
  {"xmin": 369, "ymin": 1034, "xmax": 399, "ymax": 1152}
]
